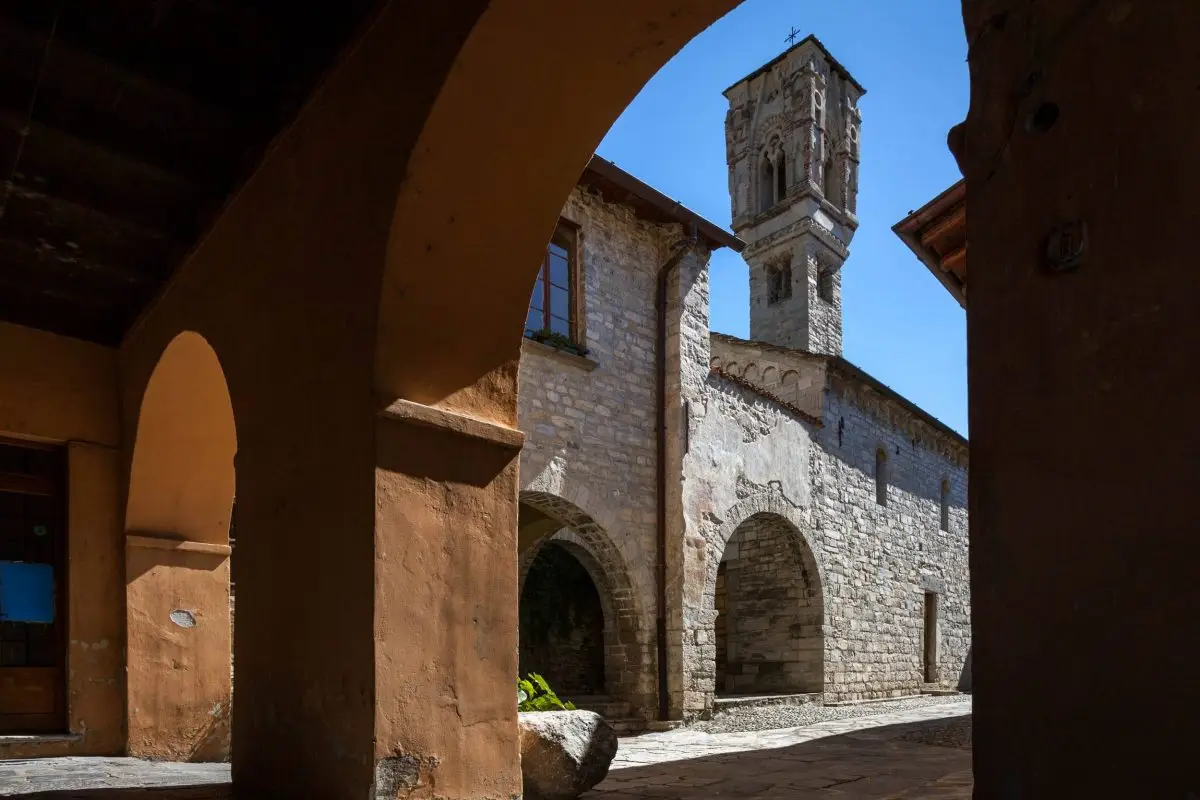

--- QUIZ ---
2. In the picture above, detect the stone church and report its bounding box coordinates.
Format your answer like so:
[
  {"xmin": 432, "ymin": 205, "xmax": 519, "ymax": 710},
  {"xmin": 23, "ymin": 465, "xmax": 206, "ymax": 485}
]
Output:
[{"xmin": 516, "ymin": 36, "xmax": 969, "ymax": 732}]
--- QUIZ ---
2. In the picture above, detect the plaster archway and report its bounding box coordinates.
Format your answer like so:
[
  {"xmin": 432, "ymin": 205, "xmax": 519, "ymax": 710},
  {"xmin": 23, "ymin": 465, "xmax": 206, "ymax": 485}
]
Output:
[
  {"xmin": 124, "ymin": 331, "xmax": 236, "ymax": 761},
  {"xmin": 374, "ymin": 0, "xmax": 747, "ymax": 417}
]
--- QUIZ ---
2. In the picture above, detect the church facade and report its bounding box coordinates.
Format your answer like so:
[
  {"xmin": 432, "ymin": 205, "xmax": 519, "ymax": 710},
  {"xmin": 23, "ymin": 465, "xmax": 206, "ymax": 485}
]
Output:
[{"xmin": 516, "ymin": 37, "xmax": 969, "ymax": 727}]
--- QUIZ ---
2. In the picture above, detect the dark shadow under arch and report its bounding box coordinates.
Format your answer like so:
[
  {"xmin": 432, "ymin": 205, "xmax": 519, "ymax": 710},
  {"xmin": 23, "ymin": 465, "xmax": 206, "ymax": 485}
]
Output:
[
  {"xmin": 518, "ymin": 490, "xmax": 653, "ymax": 714},
  {"xmin": 519, "ymin": 542, "xmax": 607, "ymax": 695}
]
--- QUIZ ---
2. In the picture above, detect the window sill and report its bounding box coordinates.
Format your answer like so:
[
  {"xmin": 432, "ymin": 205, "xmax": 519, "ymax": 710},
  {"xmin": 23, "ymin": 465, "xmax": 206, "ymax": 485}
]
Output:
[{"xmin": 521, "ymin": 337, "xmax": 598, "ymax": 371}]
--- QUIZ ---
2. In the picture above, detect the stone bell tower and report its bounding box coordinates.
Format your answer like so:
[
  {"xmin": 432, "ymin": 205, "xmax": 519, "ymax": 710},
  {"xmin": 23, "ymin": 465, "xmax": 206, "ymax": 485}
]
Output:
[{"xmin": 724, "ymin": 35, "xmax": 864, "ymax": 356}]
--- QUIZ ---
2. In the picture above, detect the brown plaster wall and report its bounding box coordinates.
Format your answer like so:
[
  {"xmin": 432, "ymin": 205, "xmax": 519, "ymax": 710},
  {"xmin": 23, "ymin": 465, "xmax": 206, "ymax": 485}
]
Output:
[
  {"xmin": 962, "ymin": 0, "xmax": 1200, "ymax": 796},
  {"xmin": 373, "ymin": 420, "xmax": 521, "ymax": 798},
  {"xmin": 0, "ymin": 322, "xmax": 118, "ymax": 446},
  {"xmin": 115, "ymin": 35, "xmax": 385, "ymax": 795},
  {"xmin": 125, "ymin": 550, "xmax": 230, "ymax": 761},
  {"xmin": 0, "ymin": 322, "xmax": 124, "ymax": 758}
]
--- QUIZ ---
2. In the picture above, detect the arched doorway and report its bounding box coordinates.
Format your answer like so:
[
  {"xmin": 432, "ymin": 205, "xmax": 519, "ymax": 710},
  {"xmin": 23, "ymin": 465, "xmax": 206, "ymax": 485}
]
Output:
[
  {"xmin": 517, "ymin": 492, "xmax": 652, "ymax": 721},
  {"xmin": 713, "ymin": 512, "xmax": 824, "ymax": 698},
  {"xmin": 518, "ymin": 541, "xmax": 607, "ymax": 696},
  {"xmin": 124, "ymin": 331, "xmax": 236, "ymax": 762}
]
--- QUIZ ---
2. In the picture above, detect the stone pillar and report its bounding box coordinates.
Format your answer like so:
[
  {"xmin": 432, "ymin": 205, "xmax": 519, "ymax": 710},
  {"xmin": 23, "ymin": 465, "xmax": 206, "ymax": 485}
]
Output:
[
  {"xmin": 662, "ymin": 243, "xmax": 714, "ymax": 720},
  {"xmin": 964, "ymin": 1, "xmax": 1200, "ymax": 796}
]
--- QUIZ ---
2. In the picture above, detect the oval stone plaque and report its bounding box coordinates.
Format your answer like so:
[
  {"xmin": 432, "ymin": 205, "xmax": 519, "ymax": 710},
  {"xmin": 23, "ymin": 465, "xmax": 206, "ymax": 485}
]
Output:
[{"xmin": 169, "ymin": 610, "xmax": 197, "ymax": 629}]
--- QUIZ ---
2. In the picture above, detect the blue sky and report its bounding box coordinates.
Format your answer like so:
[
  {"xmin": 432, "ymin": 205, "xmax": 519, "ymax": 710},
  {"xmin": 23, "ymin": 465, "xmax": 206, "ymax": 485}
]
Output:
[{"xmin": 597, "ymin": 0, "xmax": 969, "ymax": 435}]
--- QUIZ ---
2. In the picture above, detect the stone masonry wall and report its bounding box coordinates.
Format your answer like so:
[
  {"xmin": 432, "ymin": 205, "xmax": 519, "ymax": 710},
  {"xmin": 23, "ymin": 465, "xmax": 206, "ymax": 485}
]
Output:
[
  {"xmin": 810, "ymin": 381, "xmax": 970, "ymax": 700},
  {"xmin": 710, "ymin": 333, "xmax": 825, "ymax": 419},
  {"xmin": 516, "ymin": 174, "xmax": 970, "ymax": 723},
  {"xmin": 517, "ymin": 184, "xmax": 673, "ymax": 716},
  {"xmin": 746, "ymin": 239, "xmax": 845, "ymax": 356}
]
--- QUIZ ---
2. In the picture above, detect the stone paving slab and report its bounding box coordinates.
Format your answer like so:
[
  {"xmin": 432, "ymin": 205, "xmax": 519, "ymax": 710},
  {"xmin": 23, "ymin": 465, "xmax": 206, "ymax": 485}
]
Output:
[
  {"xmin": 586, "ymin": 699, "xmax": 973, "ymax": 799},
  {"xmin": 609, "ymin": 697, "xmax": 971, "ymax": 769},
  {"xmin": 0, "ymin": 758, "xmax": 230, "ymax": 797}
]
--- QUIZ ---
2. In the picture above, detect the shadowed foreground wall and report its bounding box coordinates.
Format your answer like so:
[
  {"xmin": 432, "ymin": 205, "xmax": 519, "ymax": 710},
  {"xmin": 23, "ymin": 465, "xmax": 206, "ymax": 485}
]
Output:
[{"xmin": 962, "ymin": 0, "xmax": 1200, "ymax": 796}]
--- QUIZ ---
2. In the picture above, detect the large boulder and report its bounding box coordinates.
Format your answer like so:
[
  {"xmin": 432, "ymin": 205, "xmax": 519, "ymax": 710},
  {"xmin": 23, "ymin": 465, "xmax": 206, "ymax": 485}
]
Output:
[{"xmin": 519, "ymin": 710, "xmax": 618, "ymax": 799}]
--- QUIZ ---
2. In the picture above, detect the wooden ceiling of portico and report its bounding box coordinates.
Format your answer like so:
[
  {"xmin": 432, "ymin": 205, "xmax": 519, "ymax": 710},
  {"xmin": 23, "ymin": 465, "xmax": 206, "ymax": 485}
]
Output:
[{"xmin": 0, "ymin": 0, "xmax": 381, "ymax": 345}]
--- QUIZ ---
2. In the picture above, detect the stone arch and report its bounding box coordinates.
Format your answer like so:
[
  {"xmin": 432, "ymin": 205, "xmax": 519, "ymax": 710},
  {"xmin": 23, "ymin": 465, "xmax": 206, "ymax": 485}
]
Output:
[
  {"xmin": 517, "ymin": 490, "xmax": 652, "ymax": 715},
  {"xmin": 761, "ymin": 365, "xmax": 779, "ymax": 386},
  {"xmin": 703, "ymin": 493, "xmax": 828, "ymax": 608},
  {"xmin": 742, "ymin": 362, "xmax": 760, "ymax": 382},
  {"xmin": 724, "ymin": 361, "xmax": 740, "ymax": 377},
  {"xmin": 124, "ymin": 331, "xmax": 236, "ymax": 762},
  {"xmin": 698, "ymin": 492, "xmax": 827, "ymax": 708}
]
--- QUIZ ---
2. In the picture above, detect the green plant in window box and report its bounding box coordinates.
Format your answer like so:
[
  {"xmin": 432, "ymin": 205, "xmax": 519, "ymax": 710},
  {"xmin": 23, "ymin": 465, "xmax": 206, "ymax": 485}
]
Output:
[
  {"xmin": 530, "ymin": 328, "xmax": 589, "ymax": 358},
  {"xmin": 517, "ymin": 672, "xmax": 576, "ymax": 712}
]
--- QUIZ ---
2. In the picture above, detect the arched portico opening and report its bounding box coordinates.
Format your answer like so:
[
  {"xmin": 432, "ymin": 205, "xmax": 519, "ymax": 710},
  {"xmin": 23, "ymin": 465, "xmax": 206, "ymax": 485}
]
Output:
[
  {"xmin": 713, "ymin": 512, "xmax": 824, "ymax": 698},
  {"xmin": 517, "ymin": 491, "xmax": 652, "ymax": 720},
  {"xmin": 124, "ymin": 332, "xmax": 236, "ymax": 762}
]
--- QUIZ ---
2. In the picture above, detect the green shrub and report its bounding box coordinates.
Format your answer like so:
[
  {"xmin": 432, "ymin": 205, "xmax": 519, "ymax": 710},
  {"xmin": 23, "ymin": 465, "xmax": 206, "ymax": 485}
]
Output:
[{"xmin": 517, "ymin": 672, "xmax": 576, "ymax": 712}]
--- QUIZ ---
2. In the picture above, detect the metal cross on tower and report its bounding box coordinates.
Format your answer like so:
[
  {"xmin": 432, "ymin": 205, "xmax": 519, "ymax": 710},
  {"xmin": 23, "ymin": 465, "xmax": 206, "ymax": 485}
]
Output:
[{"xmin": 786, "ymin": 26, "xmax": 802, "ymax": 46}]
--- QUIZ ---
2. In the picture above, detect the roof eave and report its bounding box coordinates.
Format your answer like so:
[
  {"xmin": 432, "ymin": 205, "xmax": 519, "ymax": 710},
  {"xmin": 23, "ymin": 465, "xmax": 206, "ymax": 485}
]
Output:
[{"xmin": 582, "ymin": 155, "xmax": 745, "ymax": 252}]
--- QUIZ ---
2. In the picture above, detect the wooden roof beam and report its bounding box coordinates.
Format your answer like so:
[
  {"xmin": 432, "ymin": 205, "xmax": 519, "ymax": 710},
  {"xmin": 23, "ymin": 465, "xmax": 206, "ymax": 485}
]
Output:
[
  {"xmin": 0, "ymin": 187, "xmax": 179, "ymax": 283},
  {"xmin": 918, "ymin": 204, "xmax": 966, "ymax": 251},
  {"xmin": 0, "ymin": 17, "xmax": 240, "ymax": 179},
  {"xmin": 942, "ymin": 243, "xmax": 967, "ymax": 277},
  {"xmin": 0, "ymin": 110, "xmax": 200, "ymax": 235}
]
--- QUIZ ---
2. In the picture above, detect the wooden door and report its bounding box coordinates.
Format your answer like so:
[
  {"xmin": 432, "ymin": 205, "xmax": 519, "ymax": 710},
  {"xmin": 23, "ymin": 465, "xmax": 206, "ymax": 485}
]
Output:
[{"xmin": 0, "ymin": 439, "xmax": 66, "ymax": 734}]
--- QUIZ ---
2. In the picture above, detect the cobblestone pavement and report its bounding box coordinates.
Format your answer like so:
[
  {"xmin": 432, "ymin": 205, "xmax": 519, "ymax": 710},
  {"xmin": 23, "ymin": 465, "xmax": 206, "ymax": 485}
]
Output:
[
  {"xmin": 696, "ymin": 694, "xmax": 969, "ymax": 735},
  {"xmin": 586, "ymin": 699, "xmax": 973, "ymax": 799},
  {"xmin": 0, "ymin": 702, "xmax": 970, "ymax": 798}
]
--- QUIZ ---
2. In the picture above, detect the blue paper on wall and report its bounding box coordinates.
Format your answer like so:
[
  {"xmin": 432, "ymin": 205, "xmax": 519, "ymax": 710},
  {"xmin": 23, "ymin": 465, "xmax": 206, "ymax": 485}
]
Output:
[{"xmin": 0, "ymin": 561, "xmax": 56, "ymax": 623}]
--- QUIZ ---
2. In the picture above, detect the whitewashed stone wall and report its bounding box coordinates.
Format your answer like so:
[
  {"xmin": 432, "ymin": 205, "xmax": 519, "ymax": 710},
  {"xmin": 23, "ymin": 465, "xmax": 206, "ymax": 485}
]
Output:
[
  {"xmin": 518, "ymin": 184, "xmax": 673, "ymax": 716},
  {"xmin": 810, "ymin": 373, "xmax": 970, "ymax": 700},
  {"xmin": 666, "ymin": 248, "xmax": 968, "ymax": 718},
  {"xmin": 704, "ymin": 335, "xmax": 971, "ymax": 704}
]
